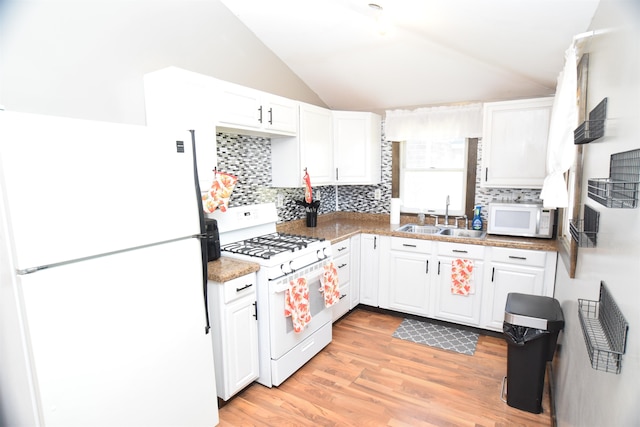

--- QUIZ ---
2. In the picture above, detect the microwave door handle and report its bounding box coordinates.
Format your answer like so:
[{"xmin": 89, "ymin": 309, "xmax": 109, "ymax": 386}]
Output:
[{"xmin": 535, "ymin": 209, "xmax": 541, "ymax": 235}]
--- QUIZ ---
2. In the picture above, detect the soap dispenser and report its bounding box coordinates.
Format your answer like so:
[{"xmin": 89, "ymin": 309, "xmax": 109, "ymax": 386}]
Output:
[{"xmin": 472, "ymin": 205, "xmax": 483, "ymax": 230}]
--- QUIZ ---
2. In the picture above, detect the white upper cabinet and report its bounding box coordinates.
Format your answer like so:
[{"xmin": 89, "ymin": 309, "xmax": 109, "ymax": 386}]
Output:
[
  {"xmin": 481, "ymin": 97, "xmax": 554, "ymax": 188},
  {"xmin": 144, "ymin": 67, "xmax": 381, "ymax": 188},
  {"xmin": 333, "ymin": 111, "xmax": 382, "ymax": 185},
  {"xmin": 300, "ymin": 103, "xmax": 334, "ymax": 185},
  {"xmin": 216, "ymin": 81, "xmax": 298, "ymax": 137},
  {"xmin": 271, "ymin": 102, "xmax": 334, "ymax": 187}
]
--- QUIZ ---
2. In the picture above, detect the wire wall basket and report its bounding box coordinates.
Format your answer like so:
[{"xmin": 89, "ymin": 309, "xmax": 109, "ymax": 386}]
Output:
[
  {"xmin": 588, "ymin": 148, "xmax": 640, "ymax": 208},
  {"xmin": 578, "ymin": 282, "xmax": 629, "ymax": 374},
  {"xmin": 574, "ymin": 98, "xmax": 607, "ymax": 145},
  {"xmin": 570, "ymin": 205, "xmax": 599, "ymax": 247}
]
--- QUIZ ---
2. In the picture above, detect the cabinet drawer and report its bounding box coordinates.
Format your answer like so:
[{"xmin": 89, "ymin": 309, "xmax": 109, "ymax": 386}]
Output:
[
  {"xmin": 223, "ymin": 273, "xmax": 257, "ymax": 304},
  {"xmin": 332, "ymin": 239, "xmax": 351, "ymax": 255},
  {"xmin": 438, "ymin": 242, "xmax": 485, "ymax": 260},
  {"xmin": 332, "ymin": 283, "xmax": 350, "ymax": 322},
  {"xmin": 491, "ymin": 247, "xmax": 547, "ymax": 267},
  {"xmin": 391, "ymin": 237, "xmax": 433, "ymax": 253},
  {"xmin": 333, "ymin": 253, "xmax": 350, "ymax": 284}
]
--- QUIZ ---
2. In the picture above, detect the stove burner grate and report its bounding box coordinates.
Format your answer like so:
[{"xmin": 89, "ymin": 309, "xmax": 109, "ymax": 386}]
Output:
[{"xmin": 220, "ymin": 232, "xmax": 325, "ymax": 259}]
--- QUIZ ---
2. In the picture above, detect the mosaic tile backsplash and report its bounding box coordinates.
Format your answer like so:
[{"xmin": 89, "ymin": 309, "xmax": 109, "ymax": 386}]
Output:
[{"xmin": 216, "ymin": 123, "xmax": 540, "ymax": 224}]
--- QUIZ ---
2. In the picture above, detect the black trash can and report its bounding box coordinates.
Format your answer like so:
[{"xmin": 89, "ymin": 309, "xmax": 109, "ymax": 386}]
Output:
[{"xmin": 503, "ymin": 293, "xmax": 564, "ymax": 414}]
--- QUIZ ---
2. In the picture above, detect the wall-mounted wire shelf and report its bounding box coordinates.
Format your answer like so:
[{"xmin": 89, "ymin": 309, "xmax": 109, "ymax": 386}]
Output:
[
  {"xmin": 588, "ymin": 148, "xmax": 640, "ymax": 208},
  {"xmin": 575, "ymin": 98, "xmax": 607, "ymax": 144},
  {"xmin": 578, "ymin": 282, "xmax": 629, "ymax": 374},
  {"xmin": 570, "ymin": 205, "xmax": 599, "ymax": 247}
]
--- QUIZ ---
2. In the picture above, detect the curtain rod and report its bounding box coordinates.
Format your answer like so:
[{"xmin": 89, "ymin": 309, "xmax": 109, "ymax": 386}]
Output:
[{"xmin": 573, "ymin": 29, "xmax": 611, "ymax": 44}]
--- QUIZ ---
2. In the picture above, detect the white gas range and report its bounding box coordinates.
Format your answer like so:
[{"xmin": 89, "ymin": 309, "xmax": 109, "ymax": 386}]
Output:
[{"xmin": 210, "ymin": 203, "xmax": 333, "ymax": 387}]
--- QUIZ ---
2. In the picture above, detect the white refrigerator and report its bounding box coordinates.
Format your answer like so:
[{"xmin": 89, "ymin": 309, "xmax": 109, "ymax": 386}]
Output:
[{"xmin": 0, "ymin": 111, "xmax": 219, "ymax": 426}]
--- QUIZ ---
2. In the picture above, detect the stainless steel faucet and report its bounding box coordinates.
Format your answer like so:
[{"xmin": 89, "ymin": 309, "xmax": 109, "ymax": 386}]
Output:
[
  {"xmin": 444, "ymin": 195, "xmax": 450, "ymax": 226},
  {"xmin": 455, "ymin": 215, "xmax": 468, "ymax": 229}
]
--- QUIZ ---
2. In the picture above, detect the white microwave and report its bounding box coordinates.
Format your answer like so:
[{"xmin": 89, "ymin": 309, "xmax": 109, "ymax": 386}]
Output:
[{"xmin": 487, "ymin": 201, "xmax": 555, "ymax": 239}]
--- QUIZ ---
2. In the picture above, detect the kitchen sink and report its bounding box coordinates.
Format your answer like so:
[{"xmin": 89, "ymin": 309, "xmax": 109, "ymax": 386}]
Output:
[
  {"xmin": 395, "ymin": 224, "xmax": 441, "ymax": 234},
  {"xmin": 396, "ymin": 224, "xmax": 486, "ymax": 239},
  {"xmin": 437, "ymin": 228, "xmax": 487, "ymax": 239}
]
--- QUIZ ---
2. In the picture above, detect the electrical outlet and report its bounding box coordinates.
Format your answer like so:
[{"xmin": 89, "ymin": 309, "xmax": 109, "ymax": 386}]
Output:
[
  {"xmin": 316, "ymin": 190, "xmax": 321, "ymax": 201},
  {"xmin": 374, "ymin": 189, "xmax": 381, "ymax": 200},
  {"xmin": 276, "ymin": 193, "xmax": 284, "ymax": 207}
]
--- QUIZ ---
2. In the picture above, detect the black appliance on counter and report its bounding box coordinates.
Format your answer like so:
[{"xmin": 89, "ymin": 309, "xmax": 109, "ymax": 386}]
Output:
[{"xmin": 205, "ymin": 218, "xmax": 221, "ymax": 261}]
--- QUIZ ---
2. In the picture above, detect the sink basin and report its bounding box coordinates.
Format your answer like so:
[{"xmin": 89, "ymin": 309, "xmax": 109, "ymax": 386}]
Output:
[
  {"xmin": 396, "ymin": 224, "xmax": 486, "ymax": 239},
  {"xmin": 395, "ymin": 224, "xmax": 441, "ymax": 234},
  {"xmin": 437, "ymin": 228, "xmax": 487, "ymax": 239}
]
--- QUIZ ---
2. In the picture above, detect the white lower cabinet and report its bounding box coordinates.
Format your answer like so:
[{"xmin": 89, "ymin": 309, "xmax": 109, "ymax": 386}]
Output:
[
  {"xmin": 382, "ymin": 237, "xmax": 433, "ymax": 316},
  {"xmin": 349, "ymin": 235, "xmax": 361, "ymax": 309},
  {"xmin": 359, "ymin": 234, "xmax": 382, "ymax": 307},
  {"xmin": 331, "ymin": 239, "xmax": 351, "ymax": 322},
  {"xmin": 345, "ymin": 232, "xmax": 557, "ymax": 333},
  {"xmin": 480, "ymin": 247, "xmax": 557, "ymax": 332},
  {"xmin": 208, "ymin": 273, "xmax": 259, "ymax": 401},
  {"xmin": 432, "ymin": 242, "xmax": 485, "ymax": 327}
]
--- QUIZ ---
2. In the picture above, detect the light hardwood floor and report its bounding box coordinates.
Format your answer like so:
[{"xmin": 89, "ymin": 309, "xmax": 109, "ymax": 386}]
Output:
[{"xmin": 218, "ymin": 309, "xmax": 553, "ymax": 427}]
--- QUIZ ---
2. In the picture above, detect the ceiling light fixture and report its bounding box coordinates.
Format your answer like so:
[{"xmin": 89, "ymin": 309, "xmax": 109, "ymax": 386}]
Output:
[{"xmin": 368, "ymin": 3, "xmax": 389, "ymax": 36}]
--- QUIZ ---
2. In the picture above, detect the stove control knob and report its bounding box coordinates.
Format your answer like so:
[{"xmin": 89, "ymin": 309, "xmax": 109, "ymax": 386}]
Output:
[{"xmin": 281, "ymin": 260, "xmax": 294, "ymax": 274}]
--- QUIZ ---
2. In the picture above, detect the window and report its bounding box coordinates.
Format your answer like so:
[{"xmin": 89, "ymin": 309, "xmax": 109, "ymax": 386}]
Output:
[{"xmin": 399, "ymin": 138, "xmax": 468, "ymax": 216}]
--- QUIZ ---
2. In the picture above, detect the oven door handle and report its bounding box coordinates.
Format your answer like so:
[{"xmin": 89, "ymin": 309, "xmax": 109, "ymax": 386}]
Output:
[
  {"xmin": 269, "ymin": 258, "xmax": 331, "ymax": 283},
  {"xmin": 270, "ymin": 266, "xmax": 326, "ymax": 294}
]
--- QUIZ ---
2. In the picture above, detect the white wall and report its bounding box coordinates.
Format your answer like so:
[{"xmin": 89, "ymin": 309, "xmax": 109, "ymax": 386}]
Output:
[
  {"xmin": 554, "ymin": 1, "xmax": 640, "ymax": 426},
  {"xmin": 0, "ymin": 0, "xmax": 325, "ymax": 125}
]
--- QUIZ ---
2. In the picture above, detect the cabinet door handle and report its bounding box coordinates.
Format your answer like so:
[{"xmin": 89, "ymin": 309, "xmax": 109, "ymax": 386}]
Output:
[
  {"xmin": 452, "ymin": 249, "xmax": 468, "ymax": 253},
  {"xmin": 339, "ymin": 294, "xmax": 347, "ymax": 300},
  {"xmin": 485, "ymin": 167, "xmax": 488, "ymax": 181},
  {"xmin": 374, "ymin": 236, "xmax": 377, "ymax": 250},
  {"xmin": 437, "ymin": 261, "xmax": 441, "ymax": 275},
  {"xmin": 268, "ymin": 107, "xmax": 273, "ymax": 125},
  {"xmin": 491, "ymin": 267, "xmax": 495, "ymax": 282},
  {"xmin": 425, "ymin": 260, "xmax": 429, "ymax": 274},
  {"xmin": 337, "ymin": 247, "xmax": 347, "ymax": 252},
  {"xmin": 236, "ymin": 283, "xmax": 253, "ymax": 292},
  {"xmin": 258, "ymin": 105, "xmax": 263, "ymax": 123},
  {"xmin": 508, "ymin": 256, "xmax": 527, "ymax": 260},
  {"xmin": 336, "ymin": 168, "xmax": 339, "ymax": 181},
  {"xmin": 403, "ymin": 244, "xmax": 417, "ymax": 248},
  {"xmin": 252, "ymin": 301, "xmax": 257, "ymax": 320},
  {"xmin": 338, "ymin": 263, "xmax": 347, "ymax": 269}
]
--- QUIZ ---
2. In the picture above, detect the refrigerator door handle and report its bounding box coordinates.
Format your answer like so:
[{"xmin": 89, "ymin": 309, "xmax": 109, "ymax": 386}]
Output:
[{"xmin": 190, "ymin": 130, "xmax": 211, "ymax": 335}]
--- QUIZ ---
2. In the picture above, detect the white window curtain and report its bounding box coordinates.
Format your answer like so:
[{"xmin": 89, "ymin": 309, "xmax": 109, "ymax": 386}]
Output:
[
  {"xmin": 540, "ymin": 45, "xmax": 578, "ymax": 208},
  {"xmin": 385, "ymin": 103, "xmax": 483, "ymax": 141}
]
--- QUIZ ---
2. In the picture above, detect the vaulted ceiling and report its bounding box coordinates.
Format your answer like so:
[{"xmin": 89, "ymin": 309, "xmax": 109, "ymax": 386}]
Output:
[{"xmin": 220, "ymin": 0, "xmax": 599, "ymax": 112}]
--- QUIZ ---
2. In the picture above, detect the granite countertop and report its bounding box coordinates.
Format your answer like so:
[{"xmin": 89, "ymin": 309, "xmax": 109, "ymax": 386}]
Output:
[
  {"xmin": 277, "ymin": 211, "xmax": 559, "ymax": 252},
  {"xmin": 207, "ymin": 257, "xmax": 260, "ymax": 283},
  {"xmin": 208, "ymin": 211, "xmax": 558, "ymax": 283}
]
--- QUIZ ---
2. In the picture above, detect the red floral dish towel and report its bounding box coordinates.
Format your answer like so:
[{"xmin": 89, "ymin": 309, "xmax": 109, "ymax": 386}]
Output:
[
  {"xmin": 321, "ymin": 262, "xmax": 340, "ymax": 307},
  {"xmin": 451, "ymin": 259, "xmax": 474, "ymax": 296},
  {"xmin": 284, "ymin": 277, "xmax": 311, "ymax": 333},
  {"xmin": 202, "ymin": 171, "xmax": 237, "ymax": 214}
]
